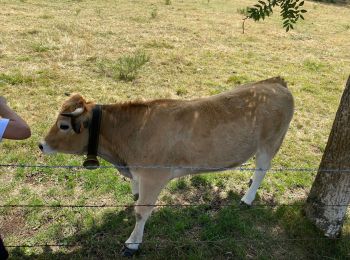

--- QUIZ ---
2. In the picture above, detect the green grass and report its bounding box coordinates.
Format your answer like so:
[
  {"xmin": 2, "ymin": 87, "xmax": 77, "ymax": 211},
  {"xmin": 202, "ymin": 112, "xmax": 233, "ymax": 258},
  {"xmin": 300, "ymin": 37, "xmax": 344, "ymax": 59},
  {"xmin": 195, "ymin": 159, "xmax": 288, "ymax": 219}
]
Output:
[
  {"xmin": 31, "ymin": 42, "xmax": 58, "ymax": 53},
  {"xmin": 0, "ymin": 0, "xmax": 349, "ymax": 258},
  {"xmin": 0, "ymin": 72, "xmax": 34, "ymax": 85},
  {"xmin": 226, "ymin": 74, "xmax": 250, "ymax": 85}
]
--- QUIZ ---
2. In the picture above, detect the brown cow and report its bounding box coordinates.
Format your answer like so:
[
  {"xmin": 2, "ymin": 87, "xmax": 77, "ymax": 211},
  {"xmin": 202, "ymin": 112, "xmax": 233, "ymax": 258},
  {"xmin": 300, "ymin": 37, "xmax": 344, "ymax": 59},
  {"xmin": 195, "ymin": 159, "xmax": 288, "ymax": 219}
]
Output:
[{"xmin": 39, "ymin": 77, "xmax": 294, "ymax": 256}]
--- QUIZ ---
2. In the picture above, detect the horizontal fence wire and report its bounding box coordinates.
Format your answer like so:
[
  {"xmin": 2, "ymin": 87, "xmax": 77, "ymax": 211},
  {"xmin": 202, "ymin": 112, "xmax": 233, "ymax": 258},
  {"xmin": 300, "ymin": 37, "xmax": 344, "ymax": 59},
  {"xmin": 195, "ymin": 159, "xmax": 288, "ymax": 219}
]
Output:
[
  {"xmin": 2, "ymin": 163, "xmax": 350, "ymax": 172},
  {"xmin": 0, "ymin": 203, "xmax": 349, "ymax": 208},
  {"xmin": 5, "ymin": 237, "xmax": 350, "ymax": 248},
  {"xmin": 1, "ymin": 163, "xmax": 350, "ymax": 208}
]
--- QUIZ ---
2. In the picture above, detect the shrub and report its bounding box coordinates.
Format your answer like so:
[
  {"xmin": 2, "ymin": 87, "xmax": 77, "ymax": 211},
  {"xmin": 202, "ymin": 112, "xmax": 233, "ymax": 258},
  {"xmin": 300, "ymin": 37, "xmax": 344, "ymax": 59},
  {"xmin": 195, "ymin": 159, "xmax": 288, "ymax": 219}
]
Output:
[{"xmin": 97, "ymin": 51, "xmax": 150, "ymax": 81}]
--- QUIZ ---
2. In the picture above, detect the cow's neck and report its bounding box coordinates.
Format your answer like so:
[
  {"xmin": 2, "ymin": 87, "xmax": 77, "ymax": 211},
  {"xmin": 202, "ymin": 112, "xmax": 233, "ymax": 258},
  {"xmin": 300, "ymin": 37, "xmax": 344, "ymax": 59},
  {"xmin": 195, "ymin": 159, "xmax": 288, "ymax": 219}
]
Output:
[
  {"xmin": 96, "ymin": 105, "xmax": 125, "ymax": 166},
  {"xmin": 96, "ymin": 103, "xmax": 148, "ymax": 169}
]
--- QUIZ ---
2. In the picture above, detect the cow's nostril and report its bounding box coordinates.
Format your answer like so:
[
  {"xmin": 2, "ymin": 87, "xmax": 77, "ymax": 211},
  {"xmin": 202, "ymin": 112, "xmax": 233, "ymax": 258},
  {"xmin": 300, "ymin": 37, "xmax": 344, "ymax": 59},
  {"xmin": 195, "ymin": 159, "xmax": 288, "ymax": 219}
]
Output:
[{"xmin": 38, "ymin": 143, "xmax": 43, "ymax": 151}]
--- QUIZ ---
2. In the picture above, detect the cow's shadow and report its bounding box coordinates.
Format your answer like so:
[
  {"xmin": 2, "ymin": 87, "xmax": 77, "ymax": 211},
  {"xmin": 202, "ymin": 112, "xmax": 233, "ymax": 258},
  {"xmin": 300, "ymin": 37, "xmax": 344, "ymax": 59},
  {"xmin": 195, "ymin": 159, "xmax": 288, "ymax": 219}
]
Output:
[{"xmin": 9, "ymin": 177, "xmax": 350, "ymax": 259}]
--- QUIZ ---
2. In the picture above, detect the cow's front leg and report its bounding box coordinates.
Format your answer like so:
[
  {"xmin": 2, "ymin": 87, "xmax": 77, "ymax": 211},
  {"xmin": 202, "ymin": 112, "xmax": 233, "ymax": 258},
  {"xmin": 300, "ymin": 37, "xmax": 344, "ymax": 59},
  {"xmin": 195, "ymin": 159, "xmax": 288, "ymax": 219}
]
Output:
[
  {"xmin": 131, "ymin": 176, "xmax": 139, "ymax": 201},
  {"xmin": 122, "ymin": 174, "xmax": 169, "ymax": 257}
]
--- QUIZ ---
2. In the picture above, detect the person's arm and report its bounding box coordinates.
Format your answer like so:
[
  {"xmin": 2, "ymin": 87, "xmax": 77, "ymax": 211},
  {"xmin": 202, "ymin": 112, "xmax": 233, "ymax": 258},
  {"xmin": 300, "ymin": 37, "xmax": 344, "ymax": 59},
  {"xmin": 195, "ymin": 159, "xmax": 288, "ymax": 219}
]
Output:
[{"xmin": 0, "ymin": 97, "xmax": 31, "ymax": 140}]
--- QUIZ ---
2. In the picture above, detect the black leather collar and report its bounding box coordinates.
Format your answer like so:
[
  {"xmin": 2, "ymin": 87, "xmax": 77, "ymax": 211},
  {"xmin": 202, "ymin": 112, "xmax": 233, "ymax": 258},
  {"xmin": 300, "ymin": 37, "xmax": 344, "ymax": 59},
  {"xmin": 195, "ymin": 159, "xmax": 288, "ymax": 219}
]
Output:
[{"xmin": 83, "ymin": 105, "xmax": 102, "ymax": 169}]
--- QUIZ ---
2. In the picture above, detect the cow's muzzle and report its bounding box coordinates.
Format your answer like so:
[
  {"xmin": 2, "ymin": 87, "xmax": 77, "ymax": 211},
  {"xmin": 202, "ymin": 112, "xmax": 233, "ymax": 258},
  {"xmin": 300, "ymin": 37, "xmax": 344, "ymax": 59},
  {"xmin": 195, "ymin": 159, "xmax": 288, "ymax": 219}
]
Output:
[{"xmin": 38, "ymin": 141, "xmax": 56, "ymax": 154}]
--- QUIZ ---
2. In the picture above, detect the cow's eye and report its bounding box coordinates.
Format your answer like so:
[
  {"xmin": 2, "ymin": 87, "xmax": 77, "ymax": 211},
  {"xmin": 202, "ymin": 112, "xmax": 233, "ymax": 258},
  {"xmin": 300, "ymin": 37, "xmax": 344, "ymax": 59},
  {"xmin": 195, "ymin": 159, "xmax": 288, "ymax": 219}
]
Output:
[{"xmin": 59, "ymin": 124, "xmax": 70, "ymax": 130}]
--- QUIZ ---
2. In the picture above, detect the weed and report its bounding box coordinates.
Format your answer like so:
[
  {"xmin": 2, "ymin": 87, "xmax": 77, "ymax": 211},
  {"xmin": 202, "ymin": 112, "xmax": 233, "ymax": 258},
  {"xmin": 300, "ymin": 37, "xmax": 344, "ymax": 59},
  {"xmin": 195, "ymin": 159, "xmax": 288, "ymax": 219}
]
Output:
[
  {"xmin": 32, "ymin": 43, "xmax": 50, "ymax": 52},
  {"xmin": 237, "ymin": 7, "xmax": 248, "ymax": 16},
  {"xmin": 144, "ymin": 40, "xmax": 174, "ymax": 49},
  {"xmin": 190, "ymin": 175, "xmax": 211, "ymax": 188},
  {"xmin": 226, "ymin": 74, "xmax": 249, "ymax": 85},
  {"xmin": 174, "ymin": 179, "xmax": 188, "ymax": 190},
  {"xmin": 303, "ymin": 59, "xmax": 325, "ymax": 72},
  {"xmin": 39, "ymin": 14, "xmax": 53, "ymax": 19},
  {"xmin": 31, "ymin": 42, "xmax": 58, "ymax": 53},
  {"xmin": 16, "ymin": 56, "xmax": 31, "ymax": 62},
  {"xmin": 97, "ymin": 51, "xmax": 150, "ymax": 81},
  {"xmin": 96, "ymin": 8, "xmax": 102, "ymax": 17},
  {"xmin": 151, "ymin": 8, "xmax": 158, "ymax": 19},
  {"xmin": 165, "ymin": 0, "xmax": 171, "ymax": 5},
  {"xmin": 27, "ymin": 30, "xmax": 40, "ymax": 35},
  {"xmin": 55, "ymin": 23, "xmax": 73, "ymax": 32},
  {"xmin": 176, "ymin": 86, "xmax": 188, "ymax": 96},
  {"xmin": 209, "ymin": 84, "xmax": 227, "ymax": 95}
]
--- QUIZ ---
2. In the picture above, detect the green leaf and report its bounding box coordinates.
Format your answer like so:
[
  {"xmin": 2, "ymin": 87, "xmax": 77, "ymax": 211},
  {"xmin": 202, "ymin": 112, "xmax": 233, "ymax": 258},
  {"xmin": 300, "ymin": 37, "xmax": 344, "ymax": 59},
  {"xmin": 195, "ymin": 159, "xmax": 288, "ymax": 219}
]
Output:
[{"xmin": 246, "ymin": 0, "xmax": 306, "ymax": 30}]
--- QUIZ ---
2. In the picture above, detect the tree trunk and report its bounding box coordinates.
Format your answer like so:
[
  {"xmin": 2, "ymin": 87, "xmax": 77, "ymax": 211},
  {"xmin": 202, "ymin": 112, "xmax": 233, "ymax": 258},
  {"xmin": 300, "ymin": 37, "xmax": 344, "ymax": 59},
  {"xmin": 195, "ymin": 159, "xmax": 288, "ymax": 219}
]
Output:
[{"xmin": 304, "ymin": 75, "xmax": 350, "ymax": 238}]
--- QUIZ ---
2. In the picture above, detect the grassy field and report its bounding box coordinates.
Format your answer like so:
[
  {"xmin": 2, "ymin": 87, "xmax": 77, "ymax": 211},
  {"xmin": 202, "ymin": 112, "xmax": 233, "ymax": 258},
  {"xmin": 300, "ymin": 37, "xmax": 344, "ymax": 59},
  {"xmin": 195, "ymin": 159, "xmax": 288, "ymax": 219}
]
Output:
[{"xmin": 0, "ymin": 0, "xmax": 350, "ymax": 258}]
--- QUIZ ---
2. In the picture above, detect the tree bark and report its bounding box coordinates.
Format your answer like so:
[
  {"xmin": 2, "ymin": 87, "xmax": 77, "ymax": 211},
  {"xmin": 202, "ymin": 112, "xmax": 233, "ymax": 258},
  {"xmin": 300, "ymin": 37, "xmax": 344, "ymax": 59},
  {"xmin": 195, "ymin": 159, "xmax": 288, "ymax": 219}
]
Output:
[{"xmin": 304, "ymin": 75, "xmax": 350, "ymax": 238}]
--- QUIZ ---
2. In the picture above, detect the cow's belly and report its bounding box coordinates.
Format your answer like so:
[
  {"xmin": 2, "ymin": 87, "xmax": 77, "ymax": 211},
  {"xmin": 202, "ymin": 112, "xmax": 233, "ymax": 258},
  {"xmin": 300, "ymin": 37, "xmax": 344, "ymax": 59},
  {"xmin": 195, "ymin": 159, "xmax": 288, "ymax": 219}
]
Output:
[{"xmin": 156, "ymin": 123, "xmax": 258, "ymax": 175}]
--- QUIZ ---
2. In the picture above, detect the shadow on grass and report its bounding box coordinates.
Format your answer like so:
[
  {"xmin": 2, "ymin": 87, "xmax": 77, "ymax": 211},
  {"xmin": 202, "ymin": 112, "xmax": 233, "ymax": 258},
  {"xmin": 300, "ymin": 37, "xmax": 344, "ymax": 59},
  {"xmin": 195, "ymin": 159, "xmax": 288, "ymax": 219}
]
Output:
[
  {"xmin": 8, "ymin": 179, "xmax": 350, "ymax": 259},
  {"xmin": 311, "ymin": 0, "xmax": 350, "ymax": 6}
]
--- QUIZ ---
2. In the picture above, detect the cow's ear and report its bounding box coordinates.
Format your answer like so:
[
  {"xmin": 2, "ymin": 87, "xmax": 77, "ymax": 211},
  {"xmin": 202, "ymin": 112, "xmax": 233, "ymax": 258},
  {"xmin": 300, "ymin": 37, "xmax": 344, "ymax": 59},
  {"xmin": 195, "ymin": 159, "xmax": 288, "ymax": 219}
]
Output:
[
  {"xmin": 60, "ymin": 94, "xmax": 88, "ymax": 117},
  {"xmin": 71, "ymin": 113, "xmax": 90, "ymax": 134},
  {"xmin": 60, "ymin": 93, "xmax": 92, "ymax": 134},
  {"xmin": 70, "ymin": 94, "xmax": 88, "ymax": 111}
]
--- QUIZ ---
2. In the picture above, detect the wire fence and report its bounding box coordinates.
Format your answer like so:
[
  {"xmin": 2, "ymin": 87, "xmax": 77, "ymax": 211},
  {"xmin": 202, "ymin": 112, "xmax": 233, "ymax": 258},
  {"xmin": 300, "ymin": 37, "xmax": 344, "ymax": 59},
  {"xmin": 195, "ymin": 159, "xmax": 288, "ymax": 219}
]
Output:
[
  {"xmin": 1, "ymin": 163, "xmax": 350, "ymax": 208},
  {"xmin": 1, "ymin": 163, "xmax": 349, "ymax": 251},
  {"xmin": 2, "ymin": 163, "xmax": 350, "ymax": 172},
  {"xmin": 0, "ymin": 203, "xmax": 349, "ymax": 208}
]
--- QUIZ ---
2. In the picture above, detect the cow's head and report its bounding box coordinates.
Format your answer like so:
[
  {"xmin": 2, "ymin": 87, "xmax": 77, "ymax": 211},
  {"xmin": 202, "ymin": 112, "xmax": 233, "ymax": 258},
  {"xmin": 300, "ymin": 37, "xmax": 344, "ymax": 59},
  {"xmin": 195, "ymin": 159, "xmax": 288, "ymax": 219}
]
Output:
[{"xmin": 39, "ymin": 94, "xmax": 93, "ymax": 155}]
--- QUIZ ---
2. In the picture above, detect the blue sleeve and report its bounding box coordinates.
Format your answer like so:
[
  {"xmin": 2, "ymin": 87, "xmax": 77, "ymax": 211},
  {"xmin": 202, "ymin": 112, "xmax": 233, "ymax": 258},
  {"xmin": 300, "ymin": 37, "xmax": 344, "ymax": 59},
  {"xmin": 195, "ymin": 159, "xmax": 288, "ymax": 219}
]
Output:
[{"xmin": 0, "ymin": 118, "xmax": 10, "ymax": 141}]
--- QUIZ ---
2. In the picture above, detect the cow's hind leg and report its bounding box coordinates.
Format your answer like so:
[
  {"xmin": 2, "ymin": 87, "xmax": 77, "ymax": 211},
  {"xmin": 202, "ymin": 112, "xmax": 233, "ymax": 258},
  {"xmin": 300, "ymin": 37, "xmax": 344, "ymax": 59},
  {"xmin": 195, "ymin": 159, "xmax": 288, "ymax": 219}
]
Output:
[
  {"xmin": 241, "ymin": 150, "xmax": 272, "ymax": 205},
  {"xmin": 122, "ymin": 174, "xmax": 169, "ymax": 257}
]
